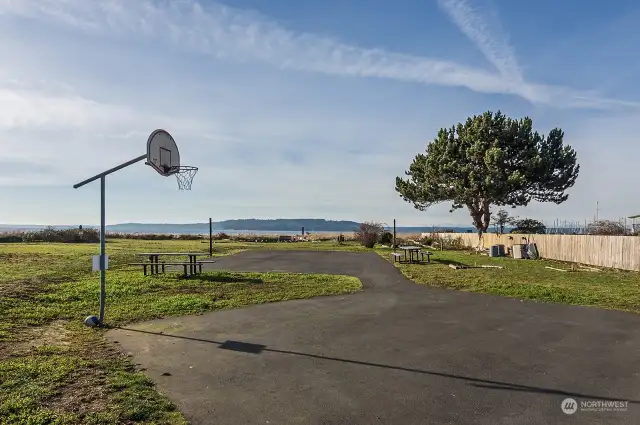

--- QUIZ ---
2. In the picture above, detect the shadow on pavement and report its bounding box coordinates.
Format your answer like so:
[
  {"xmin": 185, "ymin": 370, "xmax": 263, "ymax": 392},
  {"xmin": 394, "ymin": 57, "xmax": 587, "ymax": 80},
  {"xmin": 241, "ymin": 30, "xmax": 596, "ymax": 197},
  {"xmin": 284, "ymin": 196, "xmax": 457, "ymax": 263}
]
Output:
[{"xmin": 114, "ymin": 326, "xmax": 639, "ymax": 404}]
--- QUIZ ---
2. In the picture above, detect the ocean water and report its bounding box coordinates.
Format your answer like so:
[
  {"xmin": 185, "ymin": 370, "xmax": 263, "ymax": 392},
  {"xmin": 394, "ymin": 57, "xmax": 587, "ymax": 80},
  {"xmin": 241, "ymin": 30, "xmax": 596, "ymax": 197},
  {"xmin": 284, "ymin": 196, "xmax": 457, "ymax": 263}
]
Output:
[{"xmin": 142, "ymin": 228, "xmax": 478, "ymax": 236}]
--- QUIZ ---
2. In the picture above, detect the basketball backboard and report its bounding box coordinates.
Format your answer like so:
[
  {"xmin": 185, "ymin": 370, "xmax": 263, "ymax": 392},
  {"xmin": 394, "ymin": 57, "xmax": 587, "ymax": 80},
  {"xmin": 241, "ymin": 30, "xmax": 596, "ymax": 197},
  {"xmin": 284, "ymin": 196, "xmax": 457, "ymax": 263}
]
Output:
[{"xmin": 146, "ymin": 129, "xmax": 180, "ymax": 176}]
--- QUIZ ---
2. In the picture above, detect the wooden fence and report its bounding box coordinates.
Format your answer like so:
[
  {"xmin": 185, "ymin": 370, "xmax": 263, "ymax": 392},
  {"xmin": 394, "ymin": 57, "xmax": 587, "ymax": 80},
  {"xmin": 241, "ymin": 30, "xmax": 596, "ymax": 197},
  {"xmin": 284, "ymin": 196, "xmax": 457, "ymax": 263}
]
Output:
[{"xmin": 430, "ymin": 233, "xmax": 640, "ymax": 271}]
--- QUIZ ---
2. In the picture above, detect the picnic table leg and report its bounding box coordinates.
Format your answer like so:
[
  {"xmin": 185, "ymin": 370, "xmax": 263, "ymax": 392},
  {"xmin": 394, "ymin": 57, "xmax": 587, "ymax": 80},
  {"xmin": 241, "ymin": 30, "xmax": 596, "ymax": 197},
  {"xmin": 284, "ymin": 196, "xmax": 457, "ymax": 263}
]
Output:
[
  {"xmin": 149, "ymin": 255, "xmax": 156, "ymax": 275},
  {"xmin": 143, "ymin": 264, "xmax": 147, "ymax": 276},
  {"xmin": 183, "ymin": 264, "xmax": 188, "ymax": 277}
]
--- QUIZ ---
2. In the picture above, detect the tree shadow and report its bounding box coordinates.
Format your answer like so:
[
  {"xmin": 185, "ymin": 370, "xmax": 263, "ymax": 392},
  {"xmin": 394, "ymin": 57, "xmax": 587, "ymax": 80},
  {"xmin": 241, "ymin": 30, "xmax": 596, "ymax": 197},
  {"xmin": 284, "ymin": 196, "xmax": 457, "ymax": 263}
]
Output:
[
  {"xmin": 433, "ymin": 259, "xmax": 469, "ymax": 267},
  {"xmin": 113, "ymin": 327, "xmax": 640, "ymax": 404}
]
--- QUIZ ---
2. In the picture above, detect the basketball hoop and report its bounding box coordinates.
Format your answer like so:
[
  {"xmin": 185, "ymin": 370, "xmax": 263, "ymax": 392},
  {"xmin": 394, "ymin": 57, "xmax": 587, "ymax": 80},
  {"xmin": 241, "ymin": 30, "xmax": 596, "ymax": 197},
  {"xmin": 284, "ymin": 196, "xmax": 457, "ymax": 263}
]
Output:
[{"xmin": 170, "ymin": 165, "xmax": 198, "ymax": 190}]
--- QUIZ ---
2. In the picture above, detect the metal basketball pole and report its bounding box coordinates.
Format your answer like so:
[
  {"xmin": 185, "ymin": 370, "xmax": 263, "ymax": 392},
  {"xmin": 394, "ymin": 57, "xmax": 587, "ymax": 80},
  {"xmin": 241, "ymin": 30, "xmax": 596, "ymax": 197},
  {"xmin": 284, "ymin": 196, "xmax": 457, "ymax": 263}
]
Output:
[
  {"xmin": 99, "ymin": 176, "xmax": 106, "ymax": 322},
  {"xmin": 74, "ymin": 154, "xmax": 147, "ymax": 325}
]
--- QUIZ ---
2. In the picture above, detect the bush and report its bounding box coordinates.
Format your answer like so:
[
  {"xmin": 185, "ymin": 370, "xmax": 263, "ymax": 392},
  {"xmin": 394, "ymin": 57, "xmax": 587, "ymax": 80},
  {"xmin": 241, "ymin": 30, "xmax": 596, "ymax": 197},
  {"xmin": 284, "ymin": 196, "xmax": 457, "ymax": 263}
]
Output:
[
  {"xmin": 212, "ymin": 232, "xmax": 231, "ymax": 240},
  {"xmin": 107, "ymin": 232, "xmax": 174, "ymax": 240},
  {"xmin": 440, "ymin": 235, "xmax": 465, "ymax": 250},
  {"xmin": 354, "ymin": 221, "xmax": 384, "ymax": 248},
  {"xmin": 420, "ymin": 232, "xmax": 467, "ymax": 250},
  {"xmin": 420, "ymin": 232, "xmax": 437, "ymax": 246},
  {"xmin": 379, "ymin": 231, "xmax": 393, "ymax": 245},
  {"xmin": 510, "ymin": 218, "xmax": 546, "ymax": 234},
  {"xmin": 20, "ymin": 227, "xmax": 100, "ymax": 243},
  {"xmin": 175, "ymin": 234, "xmax": 204, "ymax": 240},
  {"xmin": 586, "ymin": 220, "xmax": 627, "ymax": 236},
  {"xmin": 0, "ymin": 233, "xmax": 23, "ymax": 243}
]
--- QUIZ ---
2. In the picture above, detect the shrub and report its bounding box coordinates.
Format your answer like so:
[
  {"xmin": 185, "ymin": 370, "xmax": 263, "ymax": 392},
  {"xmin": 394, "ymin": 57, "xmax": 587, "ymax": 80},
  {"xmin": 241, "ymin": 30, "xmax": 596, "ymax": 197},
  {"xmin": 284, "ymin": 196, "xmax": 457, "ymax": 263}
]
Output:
[
  {"xmin": 20, "ymin": 227, "xmax": 100, "ymax": 243},
  {"xmin": 0, "ymin": 233, "xmax": 23, "ymax": 243},
  {"xmin": 175, "ymin": 234, "xmax": 204, "ymax": 240},
  {"xmin": 510, "ymin": 218, "xmax": 546, "ymax": 234},
  {"xmin": 379, "ymin": 231, "xmax": 393, "ymax": 245},
  {"xmin": 586, "ymin": 220, "xmax": 627, "ymax": 236},
  {"xmin": 421, "ymin": 232, "xmax": 467, "ymax": 250},
  {"xmin": 440, "ymin": 235, "xmax": 465, "ymax": 250},
  {"xmin": 354, "ymin": 221, "xmax": 384, "ymax": 248},
  {"xmin": 420, "ymin": 232, "xmax": 437, "ymax": 246}
]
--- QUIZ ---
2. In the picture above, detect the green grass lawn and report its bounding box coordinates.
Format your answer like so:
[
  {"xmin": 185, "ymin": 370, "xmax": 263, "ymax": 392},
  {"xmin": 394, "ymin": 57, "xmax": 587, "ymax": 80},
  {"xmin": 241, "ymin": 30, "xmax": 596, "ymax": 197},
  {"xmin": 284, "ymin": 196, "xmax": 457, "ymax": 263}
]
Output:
[
  {"xmin": 0, "ymin": 240, "xmax": 361, "ymax": 424},
  {"xmin": 5, "ymin": 237, "xmax": 638, "ymax": 424},
  {"xmin": 380, "ymin": 248, "xmax": 640, "ymax": 313}
]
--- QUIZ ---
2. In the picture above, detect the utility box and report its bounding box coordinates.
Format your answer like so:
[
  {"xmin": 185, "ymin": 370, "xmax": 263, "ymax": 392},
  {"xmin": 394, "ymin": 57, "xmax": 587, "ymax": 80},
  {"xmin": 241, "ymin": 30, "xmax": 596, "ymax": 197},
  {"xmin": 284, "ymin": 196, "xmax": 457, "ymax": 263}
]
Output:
[
  {"xmin": 489, "ymin": 244, "xmax": 505, "ymax": 257},
  {"xmin": 512, "ymin": 244, "xmax": 525, "ymax": 259}
]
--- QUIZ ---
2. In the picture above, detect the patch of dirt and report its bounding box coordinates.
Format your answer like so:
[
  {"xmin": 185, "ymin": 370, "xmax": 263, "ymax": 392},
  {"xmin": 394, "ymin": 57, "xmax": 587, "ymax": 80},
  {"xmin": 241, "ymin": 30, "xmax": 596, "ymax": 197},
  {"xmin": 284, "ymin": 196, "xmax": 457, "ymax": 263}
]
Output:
[
  {"xmin": 0, "ymin": 252, "xmax": 27, "ymax": 263},
  {"xmin": 14, "ymin": 320, "xmax": 74, "ymax": 353},
  {"xmin": 45, "ymin": 366, "xmax": 112, "ymax": 418},
  {"xmin": 0, "ymin": 275, "xmax": 69, "ymax": 299},
  {"xmin": 0, "ymin": 279, "xmax": 42, "ymax": 299}
]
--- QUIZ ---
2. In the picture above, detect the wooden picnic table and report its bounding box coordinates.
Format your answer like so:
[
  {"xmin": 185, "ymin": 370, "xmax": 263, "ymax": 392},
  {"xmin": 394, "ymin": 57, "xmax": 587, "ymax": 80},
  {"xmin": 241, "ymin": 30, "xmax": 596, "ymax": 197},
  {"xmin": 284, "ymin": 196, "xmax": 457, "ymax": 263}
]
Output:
[
  {"xmin": 398, "ymin": 246, "xmax": 422, "ymax": 263},
  {"xmin": 135, "ymin": 252, "xmax": 210, "ymax": 276}
]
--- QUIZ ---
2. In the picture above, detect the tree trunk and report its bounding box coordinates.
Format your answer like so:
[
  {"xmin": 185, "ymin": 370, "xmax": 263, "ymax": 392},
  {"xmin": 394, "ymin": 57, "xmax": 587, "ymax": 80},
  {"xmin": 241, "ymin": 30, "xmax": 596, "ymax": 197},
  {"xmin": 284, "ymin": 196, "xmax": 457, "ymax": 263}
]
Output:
[
  {"xmin": 468, "ymin": 200, "xmax": 491, "ymax": 251},
  {"xmin": 481, "ymin": 201, "xmax": 491, "ymax": 233},
  {"xmin": 468, "ymin": 206, "xmax": 483, "ymax": 249}
]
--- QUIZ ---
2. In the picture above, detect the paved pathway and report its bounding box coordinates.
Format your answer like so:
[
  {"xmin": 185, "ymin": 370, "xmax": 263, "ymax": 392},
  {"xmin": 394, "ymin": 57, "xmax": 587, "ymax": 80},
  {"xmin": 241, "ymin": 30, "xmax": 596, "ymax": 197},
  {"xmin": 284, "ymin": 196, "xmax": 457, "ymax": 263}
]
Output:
[{"xmin": 108, "ymin": 250, "xmax": 640, "ymax": 424}]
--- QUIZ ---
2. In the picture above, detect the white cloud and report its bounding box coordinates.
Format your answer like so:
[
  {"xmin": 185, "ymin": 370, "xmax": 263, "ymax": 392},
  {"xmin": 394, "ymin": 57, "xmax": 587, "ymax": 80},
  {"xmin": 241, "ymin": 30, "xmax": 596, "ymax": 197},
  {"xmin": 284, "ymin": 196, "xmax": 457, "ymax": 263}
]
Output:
[
  {"xmin": 0, "ymin": 0, "xmax": 638, "ymax": 226},
  {"xmin": 0, "ymin": 78, "xmax": 234, "ymax": 184},
  {"xmin": 0, "ymin": 0, "xmax": 637, "ymax": 109},
  {"xmin": 0, "ymin": 86, "xmax": 130, "ymax": 132},
  {"xmin": 437, "ymin": 0, "xmax": 523, "ymax": 83}
]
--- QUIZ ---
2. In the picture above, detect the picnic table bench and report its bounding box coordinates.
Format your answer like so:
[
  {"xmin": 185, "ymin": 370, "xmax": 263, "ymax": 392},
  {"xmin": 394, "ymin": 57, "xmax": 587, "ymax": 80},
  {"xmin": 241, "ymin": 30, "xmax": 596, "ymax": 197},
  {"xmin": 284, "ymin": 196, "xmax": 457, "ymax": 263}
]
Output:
[
  {"xmin": 129, "ymin": 252, "xmax": 214, "ymax": 277},
  {"xmin": 392, "ymin": 247, "xmax": 433, "ymax": 264}
]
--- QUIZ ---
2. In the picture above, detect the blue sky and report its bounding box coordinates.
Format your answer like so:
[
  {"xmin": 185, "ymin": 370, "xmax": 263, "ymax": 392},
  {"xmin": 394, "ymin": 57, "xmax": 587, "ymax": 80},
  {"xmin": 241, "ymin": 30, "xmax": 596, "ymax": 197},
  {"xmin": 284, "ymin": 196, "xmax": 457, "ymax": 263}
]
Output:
[{"xmin": 0, "ymin": 0, "xmax": 639, "ymax": 226}]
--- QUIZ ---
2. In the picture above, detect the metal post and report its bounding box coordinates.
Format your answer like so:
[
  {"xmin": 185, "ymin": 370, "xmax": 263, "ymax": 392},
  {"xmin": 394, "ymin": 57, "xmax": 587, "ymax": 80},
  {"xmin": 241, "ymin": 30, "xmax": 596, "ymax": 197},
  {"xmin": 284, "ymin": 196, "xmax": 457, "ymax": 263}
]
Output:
[
  {"xmin": 73, "ymin": 154, "xmax": 147, "ymax": 326},
  {"xmin": 393, "ymin": 219, "xmax": 396, "ymax": 252},
  {"xmin": 209, "ymin": 217, "xmax": 213, "ymax": 256},
  {"xmin": 99, "ymin": 176, "xmax": 106, "ymax": 323}
]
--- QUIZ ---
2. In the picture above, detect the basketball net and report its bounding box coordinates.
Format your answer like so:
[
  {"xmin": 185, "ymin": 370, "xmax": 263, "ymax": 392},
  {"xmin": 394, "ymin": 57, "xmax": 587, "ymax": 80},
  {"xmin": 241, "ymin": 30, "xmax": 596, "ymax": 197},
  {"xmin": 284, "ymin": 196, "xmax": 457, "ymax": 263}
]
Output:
[{"xmin": 170, "ymin": 166, "xmax": 198, "ymax": 190}]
